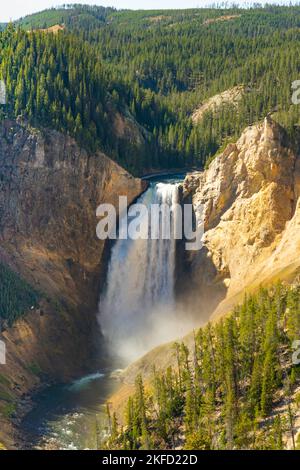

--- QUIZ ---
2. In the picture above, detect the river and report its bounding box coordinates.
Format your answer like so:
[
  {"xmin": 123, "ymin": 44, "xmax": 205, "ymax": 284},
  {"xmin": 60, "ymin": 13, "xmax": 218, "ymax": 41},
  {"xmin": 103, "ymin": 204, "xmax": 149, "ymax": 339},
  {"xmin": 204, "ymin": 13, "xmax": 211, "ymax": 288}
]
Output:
[{"xmin": 21, "ymin": 370, "xmax": 120, "ymax": 449}]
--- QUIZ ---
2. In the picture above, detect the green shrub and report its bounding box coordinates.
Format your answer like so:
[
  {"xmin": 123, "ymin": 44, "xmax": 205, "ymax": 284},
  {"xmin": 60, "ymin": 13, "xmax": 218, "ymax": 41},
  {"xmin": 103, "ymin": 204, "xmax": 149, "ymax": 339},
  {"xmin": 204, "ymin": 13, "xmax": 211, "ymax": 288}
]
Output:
[
  {"xmin": 2, "ymin": 402, "xmax": 16, "ymax": 418},
  {"xmin": 26, "ymin": 362, "xmax": 42, "ymax": 376},
  {"xmin": 0, "ymin": 262, "xmax": 40, "ymax": 326}
]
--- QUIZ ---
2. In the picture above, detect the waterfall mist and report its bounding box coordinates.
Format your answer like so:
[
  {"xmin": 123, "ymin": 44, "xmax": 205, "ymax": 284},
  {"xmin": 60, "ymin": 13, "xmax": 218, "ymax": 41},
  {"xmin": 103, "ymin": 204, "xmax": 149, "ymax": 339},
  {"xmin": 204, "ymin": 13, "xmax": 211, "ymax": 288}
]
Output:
[{"xmin": 99, "ymin": 179, "xmax": 196, "ymax": 364}]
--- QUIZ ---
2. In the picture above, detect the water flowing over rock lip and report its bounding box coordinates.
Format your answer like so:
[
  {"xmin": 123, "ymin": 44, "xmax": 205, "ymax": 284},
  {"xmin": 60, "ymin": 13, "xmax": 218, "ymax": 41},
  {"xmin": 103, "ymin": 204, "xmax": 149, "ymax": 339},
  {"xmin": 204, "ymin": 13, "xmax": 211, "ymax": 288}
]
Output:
[{"xmin": 98, "ymin": 177, "xmax": 188, "ymax": 364}]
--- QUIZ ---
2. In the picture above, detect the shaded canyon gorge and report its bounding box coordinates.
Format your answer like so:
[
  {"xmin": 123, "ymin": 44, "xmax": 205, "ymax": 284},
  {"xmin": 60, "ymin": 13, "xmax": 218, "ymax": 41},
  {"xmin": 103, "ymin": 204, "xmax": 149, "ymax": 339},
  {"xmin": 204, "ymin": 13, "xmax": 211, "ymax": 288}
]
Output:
[{"xmin": 0, "ymin": 116, "xmax": 300, "ymax": 448}]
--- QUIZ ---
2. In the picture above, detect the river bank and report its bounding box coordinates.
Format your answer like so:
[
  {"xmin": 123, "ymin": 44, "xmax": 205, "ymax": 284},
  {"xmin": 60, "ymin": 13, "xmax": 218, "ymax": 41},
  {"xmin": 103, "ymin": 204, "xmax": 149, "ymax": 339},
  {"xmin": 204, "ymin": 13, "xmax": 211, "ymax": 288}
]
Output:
[
  {"xmin": 17, "ymin": 370, "xmax": 121, "ymax": 450},
  {"xmin": 141, "ymin": 167, "xmax": 201, "ymax": 180}
]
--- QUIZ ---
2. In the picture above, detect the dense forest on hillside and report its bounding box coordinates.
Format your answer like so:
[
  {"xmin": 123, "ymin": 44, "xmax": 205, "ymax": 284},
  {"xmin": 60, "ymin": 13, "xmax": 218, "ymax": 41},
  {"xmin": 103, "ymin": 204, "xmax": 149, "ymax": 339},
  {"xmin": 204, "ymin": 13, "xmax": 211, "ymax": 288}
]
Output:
[
  {"xmin": 17, "ymin": 4, "xmax": 115, "ymax": 30},
  {"xmin": 0, "ymin": 263, "xmax": 39, "ymax": 328},
  {"xmin": 1, "ymin": 5, "xmax": 300, "ymax": 173},
  {"xmin": 106, "ymin": 282, "xmax": 300, "ymax": 450},
  {"xmin": 0, "ymin": 26, "xmax": 154, "ymax": 173}
]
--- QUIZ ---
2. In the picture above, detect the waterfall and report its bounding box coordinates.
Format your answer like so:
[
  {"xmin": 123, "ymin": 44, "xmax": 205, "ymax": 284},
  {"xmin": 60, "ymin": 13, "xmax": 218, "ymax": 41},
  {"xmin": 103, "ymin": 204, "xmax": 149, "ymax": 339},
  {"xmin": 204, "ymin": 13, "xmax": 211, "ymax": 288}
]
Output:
[{"xmin": 99, "ymin": 180, "xmax": 189, "ymax": 363}]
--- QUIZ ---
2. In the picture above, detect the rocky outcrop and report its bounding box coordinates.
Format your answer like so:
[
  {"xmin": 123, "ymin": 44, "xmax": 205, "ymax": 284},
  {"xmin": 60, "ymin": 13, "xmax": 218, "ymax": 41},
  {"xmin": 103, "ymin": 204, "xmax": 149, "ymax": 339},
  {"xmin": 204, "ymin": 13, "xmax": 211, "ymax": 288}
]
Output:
[
  {"xmin": 0, "ymin": 119, "xmax": 145, "ymax": 447},
  {"xmin": 191, "ymin": 85, "xmax": 248, "ymax": 124},
  {"xmin": 183, "ymin": 116, "xmax": 299, "ymax": 318},
  {"xmin": 203, "ymin": 14, "xmax": 241, "ymax": 26}
]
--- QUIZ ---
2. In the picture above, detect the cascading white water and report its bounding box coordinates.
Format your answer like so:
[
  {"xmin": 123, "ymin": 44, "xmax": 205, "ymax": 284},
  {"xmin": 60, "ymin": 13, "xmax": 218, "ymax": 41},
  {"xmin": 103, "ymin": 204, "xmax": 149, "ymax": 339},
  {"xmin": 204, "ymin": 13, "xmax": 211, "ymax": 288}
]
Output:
[{"xmin": 99, "ymin": 179, "xmax": 192, "ymax": 363}]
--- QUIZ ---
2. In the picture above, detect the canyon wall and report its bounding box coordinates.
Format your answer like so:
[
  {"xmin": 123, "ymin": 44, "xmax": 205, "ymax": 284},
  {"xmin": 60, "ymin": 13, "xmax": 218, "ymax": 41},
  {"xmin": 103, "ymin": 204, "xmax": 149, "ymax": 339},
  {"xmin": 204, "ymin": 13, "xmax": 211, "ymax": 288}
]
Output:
[
  {"xmin": 0, "ymin": 119, "xmax": 145, "ymax": 447},
  {"xmin": 183, "ymin": 116, "xmax": 300, "ymax": 318}
]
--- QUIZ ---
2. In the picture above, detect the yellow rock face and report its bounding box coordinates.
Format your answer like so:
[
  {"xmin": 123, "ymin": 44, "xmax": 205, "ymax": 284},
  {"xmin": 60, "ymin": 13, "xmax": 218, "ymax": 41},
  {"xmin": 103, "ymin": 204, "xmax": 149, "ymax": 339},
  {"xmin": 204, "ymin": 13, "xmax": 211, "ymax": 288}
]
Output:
[{"xmin": 183, "ymin": 117, "xmax": 299, "ymax": 317}]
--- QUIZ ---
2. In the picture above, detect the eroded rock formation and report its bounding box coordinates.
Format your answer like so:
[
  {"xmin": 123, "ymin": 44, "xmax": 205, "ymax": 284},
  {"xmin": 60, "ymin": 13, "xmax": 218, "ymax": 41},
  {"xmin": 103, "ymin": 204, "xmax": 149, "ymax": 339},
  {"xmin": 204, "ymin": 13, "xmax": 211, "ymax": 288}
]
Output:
[{"xmin": 183, "ymin": 116, "xmax": 299, "ymax": 317}]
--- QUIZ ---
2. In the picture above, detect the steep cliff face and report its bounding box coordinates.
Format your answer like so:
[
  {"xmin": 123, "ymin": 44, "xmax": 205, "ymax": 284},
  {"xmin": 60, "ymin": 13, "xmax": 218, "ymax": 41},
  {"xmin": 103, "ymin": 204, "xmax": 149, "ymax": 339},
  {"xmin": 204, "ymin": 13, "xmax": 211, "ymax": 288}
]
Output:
[
  {"xmin": 183, "ymin": 117, "xmax": 299, "ymax": 317},
  {"xmin": 0, "ymin": 119, "xmax": 145, "ymax": 447},
  {"xmin": 0, "ymin": 119, "xmax": 145, "ymax": 307}
]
